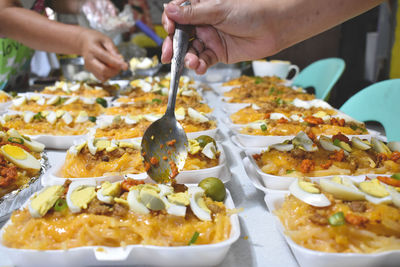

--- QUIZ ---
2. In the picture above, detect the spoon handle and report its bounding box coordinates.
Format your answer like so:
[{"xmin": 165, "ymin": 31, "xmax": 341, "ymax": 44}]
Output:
[{"xmin": 165, "ymin": 2, "xmax": 193, "ymax": 116}]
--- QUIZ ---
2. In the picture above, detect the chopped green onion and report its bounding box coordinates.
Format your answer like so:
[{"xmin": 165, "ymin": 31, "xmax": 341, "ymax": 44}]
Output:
[
  {"xmin": 53, "ymin": 198, "xmax": 67, "ymax": 212},
  {"xmin": 333, "ymin": 139, "xmax": 341, "ymax": 146},
  {"xmin": 9, "ymin": 91, "xmax": 17, "ymax": 97},
  {"xmin": 188, "ymin": 231, "xmax": 200, "ymax": 245},
  {"xmin": 21, "ymin": 135, "xmax": 31, "ymax": 141},
  {"xmin": 88, "ymin": 116, "xmax": 97, "ymax": 123},
  {"xmin": 96, "ymin": 97, "xmax": 108, "ymax": 108},
  {"xmin": 254, "ymin": 77, "xmax": 263, "ymax": 84},
  {"xmin": 260, "ymin": 124, "xmax": 267, "ymax": 131},
  {"xmin": 286, "ymin": 170, "xmax": 295, "ymax": 174},
  {"xmin": 269, "ymin": 87, "xmax": 275, "ymax": 95},
  {"xmin": 392, "ymin": 173, "xmax": 400, "ymax": 180},
  {"xmin": 33, "ymin": 112, "xmax": 44, "ymax": 120},
  {"xmin": 8, "ymin": 137, "xmax": 24, "ymax": 144},
  {"xmin": 328, "ymin": 212, "xmax": 345, "ymax": 226},
  {"xmin": 55, "ymin": 97, "xmax": 67, "ymax": 106},
  {"xmin": 152, "ymin": 98, "xmax": 162, "ymax": 104}
]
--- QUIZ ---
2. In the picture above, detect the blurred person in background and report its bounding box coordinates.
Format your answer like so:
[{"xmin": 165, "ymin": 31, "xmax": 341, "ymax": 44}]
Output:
[{"xmin": 0, "ymin": 0, "xmax": 128, "ymax": 91}]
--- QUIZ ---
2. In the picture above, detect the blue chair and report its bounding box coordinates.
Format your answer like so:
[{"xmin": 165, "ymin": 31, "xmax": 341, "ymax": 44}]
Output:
[
  {"xmin": 292, "ymin": 58, "xmax": 345, "ymax": 100},
  {"xmin": 340, "ymin": 79, "xmax": 400, "ymax": 141}
]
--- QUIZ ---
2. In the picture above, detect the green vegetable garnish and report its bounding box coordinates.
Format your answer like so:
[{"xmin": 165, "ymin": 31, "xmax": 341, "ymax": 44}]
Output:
[
  {"xmin": 260, "ymin": 124, "xmax": 267, "ymax": 131},
  {"xmin": 333, "ymin": 139, "xmax": 341, "ymax": 146},
  {"xmin": 96, "ymin": 97, "xmax": 107, "ymax": 108},
  {"xmin": 8, "ymin": 137, "xmax": 24, "ymax": 144},
  {"xmin": 33, "ymin": 112, "xmax": 44, "ymax": 121},
  {"xmin": 88, "ymin": 116, "xmax": 97, "ymax": 123},
  {"xmin": 328, "ymin": 212, "xmax": 345, "ymax": 226},
  {"xmin": 9, "ymin": 91, "xmax": 17, "ymax": 97},
  {"xmin": 152, "ymin": 98, "xmax": 162, "ymax": 104},
  {"xmin": 53, "ymin": 199, "xmax": 67, "ymax": 212},
  {"xmin": 392, "ymin": 173, "xmax": 400, "ymax": 180},
  {"xmin": 254, "ymin": 77, "xmax": 263, "ymax": 84},
  {"xmin": 269, "ymin": 87, "xmax": 275, "ymax": 95},
  {"xmin": 286, "ymin": 170, "xmax": 295, "ymax": 174},
  {"xmin": 188, "ymin": 231, "xmax": 200, "ymax": 245},
  {"xmin": 21, "ymin": 135, "xmax": 31, "ymax": 141}
]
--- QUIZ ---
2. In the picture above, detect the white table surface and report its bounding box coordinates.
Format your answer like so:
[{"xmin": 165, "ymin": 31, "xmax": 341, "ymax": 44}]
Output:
[{"xmin": 0, "ymin": 89, "xmax": 300, "ymax": 267}]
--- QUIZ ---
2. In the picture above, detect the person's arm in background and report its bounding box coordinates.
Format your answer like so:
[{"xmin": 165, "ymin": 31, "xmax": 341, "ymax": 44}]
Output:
[
  {"xmin": 0, "ymin": 0, "xmax": 128, "ymax": 81},
  {"xmin": 161, "ymin": 0, "xmax": 384, "ymax": 74}
]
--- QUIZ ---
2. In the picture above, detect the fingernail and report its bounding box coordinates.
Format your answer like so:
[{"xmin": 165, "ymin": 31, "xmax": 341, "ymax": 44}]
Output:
[
  {"xmin": 163, "ymin": 3, "xmax": 167, "ymax": 9},
  {"xmin": 166, "ymin": 4, "xmax": 179, "ymax": 15}
]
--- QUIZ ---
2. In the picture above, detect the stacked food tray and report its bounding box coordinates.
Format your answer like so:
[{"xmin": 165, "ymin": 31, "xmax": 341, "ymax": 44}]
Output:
[
  {"xmin": 0, "ymin": 73, "xmax": 399, "ymax": 267},
  {"xmin": 0, "ymin": 77, "xmax": 237, "ymax": 266},
  {"xmin": 210, "ymin": 75, "xmax": 400, "ymax": 267}
]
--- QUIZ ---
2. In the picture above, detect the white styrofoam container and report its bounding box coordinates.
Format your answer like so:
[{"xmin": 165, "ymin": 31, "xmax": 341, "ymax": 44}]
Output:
[
  {"xmin": 0, "ymin": 188, "xmax": 240, "ymax": 267},
  {"xmin": 264, "ymin": 192, "xmax": 400, "ymax": 267},
  {"xmin": 243, "ymin": 139, "xmax": 388, "ymax": 190},
  {"xmin": 29, "ymin": 134, "xmax": 88, "ymax": 150},
  {"xmin": 0, "ymin": 101, "xmax": 12, "ymax": 113},
  {"xmin": 233, "ymin": 132, "xmax": 374, "ymax": 148},
  {"xmin": 42, "ymin": 143, "xmax": 230, "ymax": 186}
]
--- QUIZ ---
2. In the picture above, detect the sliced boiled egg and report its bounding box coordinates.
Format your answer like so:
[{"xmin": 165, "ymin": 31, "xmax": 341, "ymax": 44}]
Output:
[
  {"xmin": 270, "ymin": 113, "xmax": 289, "ymax": 121},
  {"xmin": 62, "ymin": 111, "xmax": 73, "ymax": 125},
  {"xmin": 23, "ymin": 111, "xmax": 35, "ymax": 123},
  {"xmin": 309, "ymin": 99, "xmax": 332, "ymax": 109},
  {"xmin": 66, "ymin": 180, "xmax": 96, "ymax": 213},
  {"xmin": 64, "ymin": 96, "xmax": 79, "ymax": 105},
  {"xmin": 87, "ymin": 138, "xmax": 97, "ymax": 155},
  {"xmin": 46, "ymin": 111, "xmax": 57, "ymax": 124},
  {"xmin": 7, "ymin": 129, "xmax": 45, "ymax": 152},
  {"xmin": 68, "ymin": 141, "xmax": 86, "ymax": 156},
  {"xmin": 124, "ymin": 115, "xmax": 139, "ymax": 125},
  {"xmin": 36, "ymin": 96, "xmax": 45, "ymax": 105},
  {"xmin": 97, "ymin": 181, "xmax": 121, "ymax": 204},
  {"xmin": 251, "ymin": 104, "xmax": 261, "ymax": 110},
  {"xmin": 47, "ymin": 95, "xmax": 60, "ymax": 105},
  {"xmin": 202, "ymin": 142, "xmax": 217, "ymax": 159},
  {"xmin": 188, "ymin": 108, "xmax": 209, "ymax": 123},
  {"xmin": 13, "ymin": 96, "xmax": 26, "ymax": 107},
  {"xmin": 289, "ymin": 179, "xmax": 331, "ymax": 207},
  {"xmin": 143, "ymin": 114, "xmax": 162, "ymax": 122},
  {"xmin": 127, "ymin": 188, "xmax": 150, "ymax": 214},
  {"xmin": 189, "ymin": 187, "xmax": 212, "ymax": 221},
  {"xmin": 158, "ymin": 184, "xmax": 187, "ymax": 217},
  {"xmin": 69, "ymin": 83, "xmax": 81, "ymax": 92},
  {"xmin": 28, "ymin": 185, "xmax": 64, "ymax": 218},
  {"xmin": 82, "ymin": 97, "xmax": 96, "ymax": 105},
  {"xmin": 181, "ymin": 89, "xmax": 196, "ymax": 97},
  {"xmin": 55, "ymin": 110, "xmax": 65, "ymax": 118},
  {"xmin": 358, "ymin": 179, "xmax": 392, "ymax": 204},
  {"xmin": 292, "ymin": 98, "xmax": 310, "ymax": 109},
  {"xmin": 0, "ymin": 144, "xmax": 41, "ymax": 171},
  {"xmin": 319, "ymin": 176, "xmax": 365, "ymax": 201},
  {"xmin": 75, "ymin": 111, "xmax": 89, "ymax": 123},
  {"xmin": 175, "ymin": 107, "xmax": 186, "ymax": 121}
]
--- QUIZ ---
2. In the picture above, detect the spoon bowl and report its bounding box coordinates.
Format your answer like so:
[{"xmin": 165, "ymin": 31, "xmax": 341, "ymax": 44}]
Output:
[{"xmin": 141, "ymin": 1, "xmax": 193, "ymax": 183}]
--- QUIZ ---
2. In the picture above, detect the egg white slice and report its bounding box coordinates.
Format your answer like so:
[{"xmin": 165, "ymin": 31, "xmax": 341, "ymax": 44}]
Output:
[
  {"xmin": 62, "ymin": 112, "xmax": 73, "ymax": 125},
  {"xmin": 47, "ymin": 95, "xmax": 60, "ymax": 105},
  {"xmin": 202, "ymin": 142, "xmax": 217, "ymax": 159},
  {"xmin": 23, "ymin": 111, "xmax": 35, "ymax": 123},
  {"xmin": 289, "ymin": 180, "xmax": 331, "ymax": 207},
  {"xmin": 46, "ymin": 111, "xmax": 57, "ymax": 124},
  {"xmin": 157, "ymin": 184, "xmax": 187, "ymax": 217},
  {"xmin": 188, "ymin": 108, "xmax": 209, "ymax": 123},
  {"xmin": 189, "ymin": 187, "xmax": 212, "ymax": 221},
  {"xmin": 7, "ymin": 129, "xmax": 45, "ymax": 152},
  {"xmin": 64, "ymin": 96, "xmax": 79, "ymax": 105},
  {"xmin": 387, "ymin": 187, "xmax": 400, "ymax": 208},
  {"xmin": 0, "ymin": 144, "xmax": 41, "ymax": 171},
  {"xmin": 127, "ymin": 189, "xmax": 150, "ymax": 214},
  {"xmin": 66, "ymin": 180, "xmax": 96, "ymax": 213},
  {"xmin": 319, "ymin": 177, "xmax": 365, "ymax": 201},
  {"xmin": 13, "ymin": 96, "xmax": 26, "ymax": 107}
]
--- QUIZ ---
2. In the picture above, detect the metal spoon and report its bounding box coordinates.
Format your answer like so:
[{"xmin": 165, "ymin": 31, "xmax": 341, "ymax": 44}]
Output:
[{"xmin": 141, "ymin": 1, "xmax": 193, "ymax": 183}]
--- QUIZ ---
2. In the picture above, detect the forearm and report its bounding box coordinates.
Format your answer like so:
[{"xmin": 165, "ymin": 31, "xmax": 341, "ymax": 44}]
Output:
[
  {"xmin": 266, "ymin": 0, "xmax": 384, "ymax": 52},
  {"xmin": 0, "ymin": 7, "xmax": 84, "ymax": 54}
]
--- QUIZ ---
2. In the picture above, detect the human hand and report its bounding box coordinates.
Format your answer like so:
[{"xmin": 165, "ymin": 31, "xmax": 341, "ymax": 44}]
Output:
[
  {"xmin": 78, "ymin": 28, "xmax": 128, "ymax": 81},
  {"xmin": 161, "ymin": 0, "xmax": 278, "ymax": 74}
]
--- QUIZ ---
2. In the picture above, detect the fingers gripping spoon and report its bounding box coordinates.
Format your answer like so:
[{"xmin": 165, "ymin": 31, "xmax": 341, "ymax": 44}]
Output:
[{"xmin": 141, "ymin": 2, "xmax": 192, "ymax": 183}]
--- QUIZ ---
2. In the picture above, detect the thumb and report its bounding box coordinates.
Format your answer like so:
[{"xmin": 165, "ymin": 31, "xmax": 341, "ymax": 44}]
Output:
[{"xmin": 165, "ymin": 1, "xmax": 220, "ymax": 25}]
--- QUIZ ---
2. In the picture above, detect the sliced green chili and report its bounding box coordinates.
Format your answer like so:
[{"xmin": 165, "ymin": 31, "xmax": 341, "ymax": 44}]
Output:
[
  {"xmin": 96, "ymin": 97, "xmax": 108, "ymax": 108},
  {"xmin": 8, "ymin": 137, "xmax": 24, "ymax": 144},
  {"xmin": 53, "ymin": 198, "xmax": 67, "ymax": 212},
  {"xmin": 188, "ymin": 231, "xmax": 200, "ymax": 245},
  {"xmin": 328, "ymin": 212, "xmax": 345, "ymax": 226}
]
